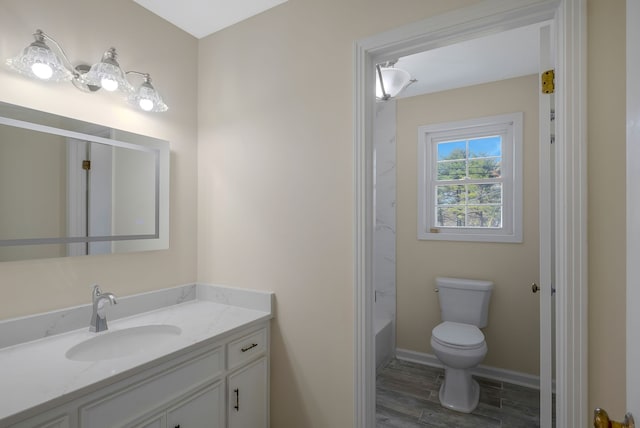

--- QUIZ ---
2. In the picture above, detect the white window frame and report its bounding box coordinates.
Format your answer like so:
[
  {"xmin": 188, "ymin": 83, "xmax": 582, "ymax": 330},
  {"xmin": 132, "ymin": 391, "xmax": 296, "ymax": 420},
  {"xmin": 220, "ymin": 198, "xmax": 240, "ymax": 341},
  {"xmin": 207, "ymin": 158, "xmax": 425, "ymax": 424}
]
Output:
[{"xmin": 418, "ymin": 112, "xmax": 523, "ymax": 243}]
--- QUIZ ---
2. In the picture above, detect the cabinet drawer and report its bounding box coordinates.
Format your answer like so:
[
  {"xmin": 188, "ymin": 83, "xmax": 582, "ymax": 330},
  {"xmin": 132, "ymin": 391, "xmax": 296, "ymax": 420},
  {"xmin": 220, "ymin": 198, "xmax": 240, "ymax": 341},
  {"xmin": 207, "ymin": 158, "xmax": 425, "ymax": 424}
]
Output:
[
  {"xmin": 227, "ymin": 328, "xmax": 267, "ymax": 371},
  {"xmin": 80, "ymin": 347, "xmax": 223, "ymax": 428}
]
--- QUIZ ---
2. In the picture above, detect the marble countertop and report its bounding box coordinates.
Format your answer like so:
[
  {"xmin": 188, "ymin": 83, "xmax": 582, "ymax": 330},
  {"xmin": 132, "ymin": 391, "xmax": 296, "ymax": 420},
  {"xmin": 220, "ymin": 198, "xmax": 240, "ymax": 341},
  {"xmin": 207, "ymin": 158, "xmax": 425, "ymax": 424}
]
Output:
[{"xmin": 0, "ymin": 283, "xmax": 273, "ymax": 425}]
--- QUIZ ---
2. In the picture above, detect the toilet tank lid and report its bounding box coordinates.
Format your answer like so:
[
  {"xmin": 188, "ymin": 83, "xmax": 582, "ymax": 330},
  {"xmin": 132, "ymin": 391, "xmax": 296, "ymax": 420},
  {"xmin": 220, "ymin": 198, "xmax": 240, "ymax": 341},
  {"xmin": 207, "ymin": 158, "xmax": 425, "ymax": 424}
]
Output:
[{"xmin": 436, "ymin": 277, "xmax": 493, "ymax": 291}]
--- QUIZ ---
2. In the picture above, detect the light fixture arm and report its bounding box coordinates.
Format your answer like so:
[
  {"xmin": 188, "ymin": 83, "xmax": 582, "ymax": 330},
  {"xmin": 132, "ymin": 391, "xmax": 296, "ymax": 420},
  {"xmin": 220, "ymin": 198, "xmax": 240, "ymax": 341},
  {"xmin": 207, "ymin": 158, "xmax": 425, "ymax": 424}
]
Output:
[
  {"xmin": 376, "ymin": 64, "xmax": 390, "ymax": 101},
  {"xmin": 126, "ymin": 70, "xmax": 151, "ymax": 82}
]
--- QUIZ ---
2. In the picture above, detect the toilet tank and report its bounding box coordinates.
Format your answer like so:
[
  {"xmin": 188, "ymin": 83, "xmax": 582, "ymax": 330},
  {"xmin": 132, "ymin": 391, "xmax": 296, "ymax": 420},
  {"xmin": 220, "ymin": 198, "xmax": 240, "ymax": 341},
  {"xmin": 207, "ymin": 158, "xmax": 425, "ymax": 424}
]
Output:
[{"xmin": 436, "ymin": 277, "xmax": 493, "ymax": 328}]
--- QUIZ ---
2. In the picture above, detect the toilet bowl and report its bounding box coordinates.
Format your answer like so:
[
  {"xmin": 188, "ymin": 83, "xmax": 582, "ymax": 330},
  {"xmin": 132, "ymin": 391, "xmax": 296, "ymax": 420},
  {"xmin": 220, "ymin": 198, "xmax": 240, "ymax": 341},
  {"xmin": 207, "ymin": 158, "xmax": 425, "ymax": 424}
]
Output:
[
  {"xmin": 430, "ymin": 277, "xmax": 493, "ymax": 413},
  {"xmin": 431, "ymin": 321, "xmax": 487, "ymax": 412}
]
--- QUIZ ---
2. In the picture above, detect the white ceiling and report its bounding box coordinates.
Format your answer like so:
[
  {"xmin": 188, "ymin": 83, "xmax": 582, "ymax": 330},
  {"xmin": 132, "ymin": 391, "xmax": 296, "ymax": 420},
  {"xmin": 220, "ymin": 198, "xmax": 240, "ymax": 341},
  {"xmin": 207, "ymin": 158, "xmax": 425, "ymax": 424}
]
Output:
[
  {"xmin": 131, "ymin": 2, "xmax": 542, "ymax": 97},
  {"xmin": 395, "ymin": 22, "xmax": 543, "ymax": 98},
  {"xmin": 132, "ymin": 0, "xmax": 288, "ymax": 39}
]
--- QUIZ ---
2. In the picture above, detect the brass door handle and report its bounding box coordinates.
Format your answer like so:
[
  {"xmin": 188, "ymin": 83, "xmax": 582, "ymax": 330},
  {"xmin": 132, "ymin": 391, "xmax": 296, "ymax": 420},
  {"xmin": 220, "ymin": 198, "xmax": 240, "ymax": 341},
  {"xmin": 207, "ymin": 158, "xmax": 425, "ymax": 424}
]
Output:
[{"xmin": 594, "ymin": 408, "xmax": 635, "ymax": 428}]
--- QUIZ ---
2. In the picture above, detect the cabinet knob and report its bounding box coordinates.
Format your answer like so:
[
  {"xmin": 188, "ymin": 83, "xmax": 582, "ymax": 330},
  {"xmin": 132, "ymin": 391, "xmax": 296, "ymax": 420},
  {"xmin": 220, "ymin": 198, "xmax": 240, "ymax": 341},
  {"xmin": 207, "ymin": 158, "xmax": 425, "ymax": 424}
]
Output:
[{"xmin": 175, "ymin": 425, "xmax": 180, "ymax": 428}]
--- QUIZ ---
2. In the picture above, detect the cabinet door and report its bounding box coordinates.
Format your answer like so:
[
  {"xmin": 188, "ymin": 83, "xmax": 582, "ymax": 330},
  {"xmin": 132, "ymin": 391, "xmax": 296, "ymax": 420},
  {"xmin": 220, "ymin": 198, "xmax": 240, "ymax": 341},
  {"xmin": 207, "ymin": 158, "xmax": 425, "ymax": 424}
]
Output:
[
  {"xmin": 166, "ymin": 381, "xmax": 225, "ymax": 428},
  {"xmin": 228, "ymin": 358, "xmax": 267, "ymax": 428}
]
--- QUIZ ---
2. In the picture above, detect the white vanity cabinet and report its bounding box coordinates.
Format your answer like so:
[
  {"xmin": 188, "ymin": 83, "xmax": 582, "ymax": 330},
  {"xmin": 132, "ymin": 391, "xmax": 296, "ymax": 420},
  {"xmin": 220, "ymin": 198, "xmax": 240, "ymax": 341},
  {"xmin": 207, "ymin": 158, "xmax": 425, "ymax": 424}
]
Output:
[{"xmin": 10, "ymin": 323, "xmax": 270, "ymax": 428}]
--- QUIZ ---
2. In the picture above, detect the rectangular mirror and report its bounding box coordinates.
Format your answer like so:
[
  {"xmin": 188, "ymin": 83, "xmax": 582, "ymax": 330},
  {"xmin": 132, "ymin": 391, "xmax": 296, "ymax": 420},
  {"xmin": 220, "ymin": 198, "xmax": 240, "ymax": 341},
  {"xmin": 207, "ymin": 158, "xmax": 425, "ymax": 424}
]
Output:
[{"xmin": 0, "ymin": 102, "xmax": 169, "ymax": 261}]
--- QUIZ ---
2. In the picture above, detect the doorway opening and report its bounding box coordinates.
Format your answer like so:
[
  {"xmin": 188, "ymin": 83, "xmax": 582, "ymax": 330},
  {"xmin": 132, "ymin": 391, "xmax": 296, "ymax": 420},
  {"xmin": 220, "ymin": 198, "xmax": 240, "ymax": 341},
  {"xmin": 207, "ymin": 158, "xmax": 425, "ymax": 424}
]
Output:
[{"xmin": 353, "ymin": 1, "xmax": 587, "ymax": 427}]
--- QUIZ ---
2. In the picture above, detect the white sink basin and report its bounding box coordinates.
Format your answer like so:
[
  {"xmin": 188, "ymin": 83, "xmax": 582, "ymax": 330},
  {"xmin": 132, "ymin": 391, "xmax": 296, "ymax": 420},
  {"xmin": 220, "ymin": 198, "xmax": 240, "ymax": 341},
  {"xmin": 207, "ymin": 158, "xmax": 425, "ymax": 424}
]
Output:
[{"xmin": 66, "ymin": 324, "xmax": 182, "ymax": 362}]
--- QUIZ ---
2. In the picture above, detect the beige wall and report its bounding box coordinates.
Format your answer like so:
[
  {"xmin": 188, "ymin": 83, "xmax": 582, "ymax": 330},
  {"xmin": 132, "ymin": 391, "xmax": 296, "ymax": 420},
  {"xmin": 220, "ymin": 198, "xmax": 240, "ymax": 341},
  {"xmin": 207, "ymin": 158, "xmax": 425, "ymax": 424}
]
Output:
[
  {"xmin": 0, "ymin": 0, "xmax": 198, "ymax": 317},
  {"xmin": 196, "ymin": 1, "xmax": 479, "ymax": 426},
  {"xmin": 587, "ymin": 0, "xmax": 627, "ymax": 417},
  {"xmin": 396, "ymin": 75, "xmax": 540, "ymax": 375}
]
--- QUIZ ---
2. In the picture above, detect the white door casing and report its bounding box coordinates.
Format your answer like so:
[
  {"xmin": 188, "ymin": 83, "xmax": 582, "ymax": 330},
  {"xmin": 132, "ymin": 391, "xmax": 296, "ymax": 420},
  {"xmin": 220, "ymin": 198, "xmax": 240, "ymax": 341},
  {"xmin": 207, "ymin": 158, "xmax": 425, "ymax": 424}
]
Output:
[
  {"xmin": 353, "ymin": 1, "xmax": 587, "ymax": 427},
  {"xmin": 627, "ymin": 0, "xmax": 640, "ymax": 416},
  {"xmin": 539, "ymin": 22, "xmax": 555, "ymax": 428}
]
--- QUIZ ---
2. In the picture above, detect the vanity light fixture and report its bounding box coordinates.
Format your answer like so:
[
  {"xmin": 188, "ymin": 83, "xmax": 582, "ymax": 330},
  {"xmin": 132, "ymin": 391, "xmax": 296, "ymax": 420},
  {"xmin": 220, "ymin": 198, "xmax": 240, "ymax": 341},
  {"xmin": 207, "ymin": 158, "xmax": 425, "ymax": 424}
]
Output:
[
  {"xmin": 375, "ymin": 61, "xmax": 416, "ymax": 101},
  {"xmin": 6, "ymin": 29, "xmax": 169, "ymax": 113},
  {"xmin": 83, "ymin": 47, "xmax": 134, "ymax": 94},
  {"xmin": 6, "ymin": 30, "xmax": 72, "ymax": 82},
  {"xmin": 126, "ymin": 72, "xmax": 168, "ymax": 112}
]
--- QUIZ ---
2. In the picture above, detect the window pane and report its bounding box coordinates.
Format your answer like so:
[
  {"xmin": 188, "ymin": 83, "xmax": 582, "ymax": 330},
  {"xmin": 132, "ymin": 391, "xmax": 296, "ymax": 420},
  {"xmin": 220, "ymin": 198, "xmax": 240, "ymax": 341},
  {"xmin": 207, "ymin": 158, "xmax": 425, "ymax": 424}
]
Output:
[
  {"xmin": 437, "ymin": 160, "xmax": 466, "ymax": 180},
  {"xmin": 437, "ymin": 140, "xmax": 466, "ymax": 161},
  {"xmin": 467, "ymin": 183, "xmax": 502, "ymax": 204},
  {"xmin": 469, "ymin": 136, "xmax": 501, "ymax": 158},
  {"xmin": 468, "ymin": 157, "xmax": 501, "ymax": 178},
  {"xmin": 437, "ymin": 185, "xmax": 466, "ymax": 205},
  {"xmin": 467, "ymin": 205, "xmax": 502, "ymax": 227},
  {"xmin": 436, "ymin": 206, "xmax": 465, "ymax": 227}
]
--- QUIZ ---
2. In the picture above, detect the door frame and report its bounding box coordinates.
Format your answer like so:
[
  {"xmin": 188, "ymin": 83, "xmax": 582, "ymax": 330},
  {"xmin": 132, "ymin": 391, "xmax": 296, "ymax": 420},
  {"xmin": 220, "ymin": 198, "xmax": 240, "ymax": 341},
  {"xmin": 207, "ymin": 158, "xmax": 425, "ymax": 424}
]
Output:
[
  {"xmin": 627, "ymin": 0, "xmax": 640, "ymax": 416},
  {"xmin": 352, "ymin": 0, "xmax": 588, "ymax": 427}
]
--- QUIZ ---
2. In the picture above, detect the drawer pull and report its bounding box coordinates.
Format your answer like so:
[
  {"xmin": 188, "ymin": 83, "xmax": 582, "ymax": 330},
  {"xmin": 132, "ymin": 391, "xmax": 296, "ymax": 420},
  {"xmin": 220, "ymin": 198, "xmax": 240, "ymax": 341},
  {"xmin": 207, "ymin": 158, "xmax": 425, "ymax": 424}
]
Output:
[
  {"xmin": 241, "ymin": 343, "xmax": 258, "ymax": 353},
  {"xmin": 234, "ymin": 388, "xmax": 240, "ymax": 411}
]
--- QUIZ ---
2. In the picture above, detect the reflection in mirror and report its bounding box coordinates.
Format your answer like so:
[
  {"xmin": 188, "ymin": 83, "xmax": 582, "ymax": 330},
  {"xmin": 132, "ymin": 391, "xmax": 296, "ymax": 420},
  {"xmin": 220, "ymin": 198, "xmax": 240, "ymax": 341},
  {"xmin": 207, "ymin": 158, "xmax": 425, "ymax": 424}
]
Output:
[{"xmin": 0, "ymin": 102, "xmax": 169, "ymax": 261}]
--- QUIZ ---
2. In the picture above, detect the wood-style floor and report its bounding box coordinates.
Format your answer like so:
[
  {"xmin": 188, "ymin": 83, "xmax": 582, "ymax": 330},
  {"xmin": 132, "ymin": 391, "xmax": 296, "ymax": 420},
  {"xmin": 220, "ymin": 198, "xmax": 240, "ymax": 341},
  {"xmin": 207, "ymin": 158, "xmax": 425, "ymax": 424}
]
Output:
[{"xmin": 376, "ymin": 359, "xmax": 543, "ymax": 427}]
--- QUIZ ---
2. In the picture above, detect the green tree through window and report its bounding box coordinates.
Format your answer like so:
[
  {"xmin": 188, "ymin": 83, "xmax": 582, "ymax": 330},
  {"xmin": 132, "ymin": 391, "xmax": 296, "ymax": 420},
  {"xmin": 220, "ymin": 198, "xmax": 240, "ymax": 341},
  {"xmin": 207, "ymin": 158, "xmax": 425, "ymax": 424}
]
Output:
[{"xmin": 435, "ymin": 140, "xmax": 502, "ymax": 228}]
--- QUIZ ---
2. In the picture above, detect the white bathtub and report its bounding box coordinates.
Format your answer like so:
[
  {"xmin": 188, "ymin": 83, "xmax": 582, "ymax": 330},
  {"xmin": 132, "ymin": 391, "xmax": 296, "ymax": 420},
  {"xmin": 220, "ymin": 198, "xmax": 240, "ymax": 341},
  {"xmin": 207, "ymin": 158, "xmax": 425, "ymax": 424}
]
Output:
[{"xmin": 374, "ymin": 316, "xmax": 393, "ymax": 371}]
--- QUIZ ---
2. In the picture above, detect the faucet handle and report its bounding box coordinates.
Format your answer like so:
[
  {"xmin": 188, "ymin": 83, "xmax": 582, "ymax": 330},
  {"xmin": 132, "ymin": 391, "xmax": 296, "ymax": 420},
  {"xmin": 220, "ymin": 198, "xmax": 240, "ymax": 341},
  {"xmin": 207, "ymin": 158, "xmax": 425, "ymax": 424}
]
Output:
[{"xmin": 92, "ymin": 284, "xmax": 102, "ymax": 300}]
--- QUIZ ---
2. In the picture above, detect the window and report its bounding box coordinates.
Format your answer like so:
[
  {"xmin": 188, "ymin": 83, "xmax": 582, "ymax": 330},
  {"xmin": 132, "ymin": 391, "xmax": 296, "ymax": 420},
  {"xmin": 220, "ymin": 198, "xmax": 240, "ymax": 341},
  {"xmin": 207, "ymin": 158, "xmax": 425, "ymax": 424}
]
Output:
[{"xmin": 418, "ymin": 113, "xmax": 523, "ymax": 242}]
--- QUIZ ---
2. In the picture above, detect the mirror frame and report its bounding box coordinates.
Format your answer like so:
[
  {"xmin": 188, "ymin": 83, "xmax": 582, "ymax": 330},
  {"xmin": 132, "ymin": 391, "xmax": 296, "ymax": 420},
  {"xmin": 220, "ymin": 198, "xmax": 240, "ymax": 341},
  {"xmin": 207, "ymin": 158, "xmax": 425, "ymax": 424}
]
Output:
[{"xmin": 0, "ymin": 101, "xmax": 169, "ymax": 253}]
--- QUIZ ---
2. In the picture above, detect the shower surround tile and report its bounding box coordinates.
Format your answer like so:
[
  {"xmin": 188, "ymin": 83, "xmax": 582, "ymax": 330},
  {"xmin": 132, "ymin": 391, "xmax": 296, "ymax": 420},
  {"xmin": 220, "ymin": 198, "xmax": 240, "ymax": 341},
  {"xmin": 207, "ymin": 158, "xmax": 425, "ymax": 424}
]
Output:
[{"xmin": 374, "ymin": 100, "xmax": 397, "ymax": 327}]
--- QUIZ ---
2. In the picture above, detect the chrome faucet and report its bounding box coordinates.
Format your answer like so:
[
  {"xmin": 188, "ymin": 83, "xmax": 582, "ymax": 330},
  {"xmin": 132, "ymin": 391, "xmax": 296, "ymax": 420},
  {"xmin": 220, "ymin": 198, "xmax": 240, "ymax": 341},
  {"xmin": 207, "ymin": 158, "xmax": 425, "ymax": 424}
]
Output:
[{"xmin": 90, "ymin": 284, "xmax": 117, "ymax": 333}]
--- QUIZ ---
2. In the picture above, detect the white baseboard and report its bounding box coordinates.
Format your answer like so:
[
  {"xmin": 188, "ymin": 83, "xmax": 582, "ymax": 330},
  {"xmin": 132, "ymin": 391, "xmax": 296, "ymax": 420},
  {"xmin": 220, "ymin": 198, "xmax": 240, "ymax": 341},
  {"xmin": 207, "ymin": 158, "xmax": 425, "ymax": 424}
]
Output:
[{"xmin": 395, "ymin": 348, "xmax": 542, "ymax": 390}]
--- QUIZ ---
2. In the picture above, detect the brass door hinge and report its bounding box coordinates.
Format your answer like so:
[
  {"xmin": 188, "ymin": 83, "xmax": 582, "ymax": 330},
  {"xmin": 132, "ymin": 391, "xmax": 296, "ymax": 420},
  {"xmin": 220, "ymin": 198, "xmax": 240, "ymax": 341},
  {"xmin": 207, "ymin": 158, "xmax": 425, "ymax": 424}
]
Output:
[
  {"xmin": 541, "ymin": 69, "xmax": 555, "ymax": 94},
  {"xmin": 82, "ymin": 160, "xmax": 91, "ymax": 171},
  {"xmin": 594, "ymin": 408, "xmax": 635, "ymax": 428}
]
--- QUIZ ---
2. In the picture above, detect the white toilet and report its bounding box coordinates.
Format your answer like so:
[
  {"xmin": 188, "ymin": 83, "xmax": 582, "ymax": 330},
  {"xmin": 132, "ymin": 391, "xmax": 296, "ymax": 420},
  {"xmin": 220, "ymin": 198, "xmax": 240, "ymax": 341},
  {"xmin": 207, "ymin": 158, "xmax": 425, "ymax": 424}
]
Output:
[{"xmin": 430, "ymin": 277, "xmax": 493, "ymax": 413}]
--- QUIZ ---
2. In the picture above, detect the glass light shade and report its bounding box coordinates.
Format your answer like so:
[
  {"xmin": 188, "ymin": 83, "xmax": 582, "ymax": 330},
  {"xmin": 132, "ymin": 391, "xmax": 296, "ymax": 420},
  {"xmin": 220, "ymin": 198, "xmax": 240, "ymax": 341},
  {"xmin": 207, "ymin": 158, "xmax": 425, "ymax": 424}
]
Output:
[
  {"xmin": 6, "ymin": 41, "xmax": 71, "ymax": 82},
  {"xmin": 376, "ymin": 67, "xmax": 411, "ymax": 99},
  {"xmin": 83, "ymin": 49, "xmax": 133, "ymax": 93},
  {"xmin": 128, "ymin": 80, "xmax": 168, "ymax": 113}
]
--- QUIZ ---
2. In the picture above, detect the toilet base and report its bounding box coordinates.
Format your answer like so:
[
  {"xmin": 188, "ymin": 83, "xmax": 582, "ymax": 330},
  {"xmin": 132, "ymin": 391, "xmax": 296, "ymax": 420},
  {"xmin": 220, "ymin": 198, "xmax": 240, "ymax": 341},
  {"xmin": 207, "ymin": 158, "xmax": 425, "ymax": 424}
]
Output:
[{"xmin": 438, "ymin": 367, "xmax": 480, "ymax": 413}]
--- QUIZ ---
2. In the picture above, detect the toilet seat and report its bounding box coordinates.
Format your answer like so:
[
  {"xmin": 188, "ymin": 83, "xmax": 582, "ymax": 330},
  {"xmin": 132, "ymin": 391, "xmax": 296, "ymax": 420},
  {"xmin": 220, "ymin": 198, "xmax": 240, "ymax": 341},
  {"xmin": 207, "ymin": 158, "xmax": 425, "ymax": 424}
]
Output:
[{"xmin": 432, "ymin": 321, "xmax": 485, "ymax": 350}]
